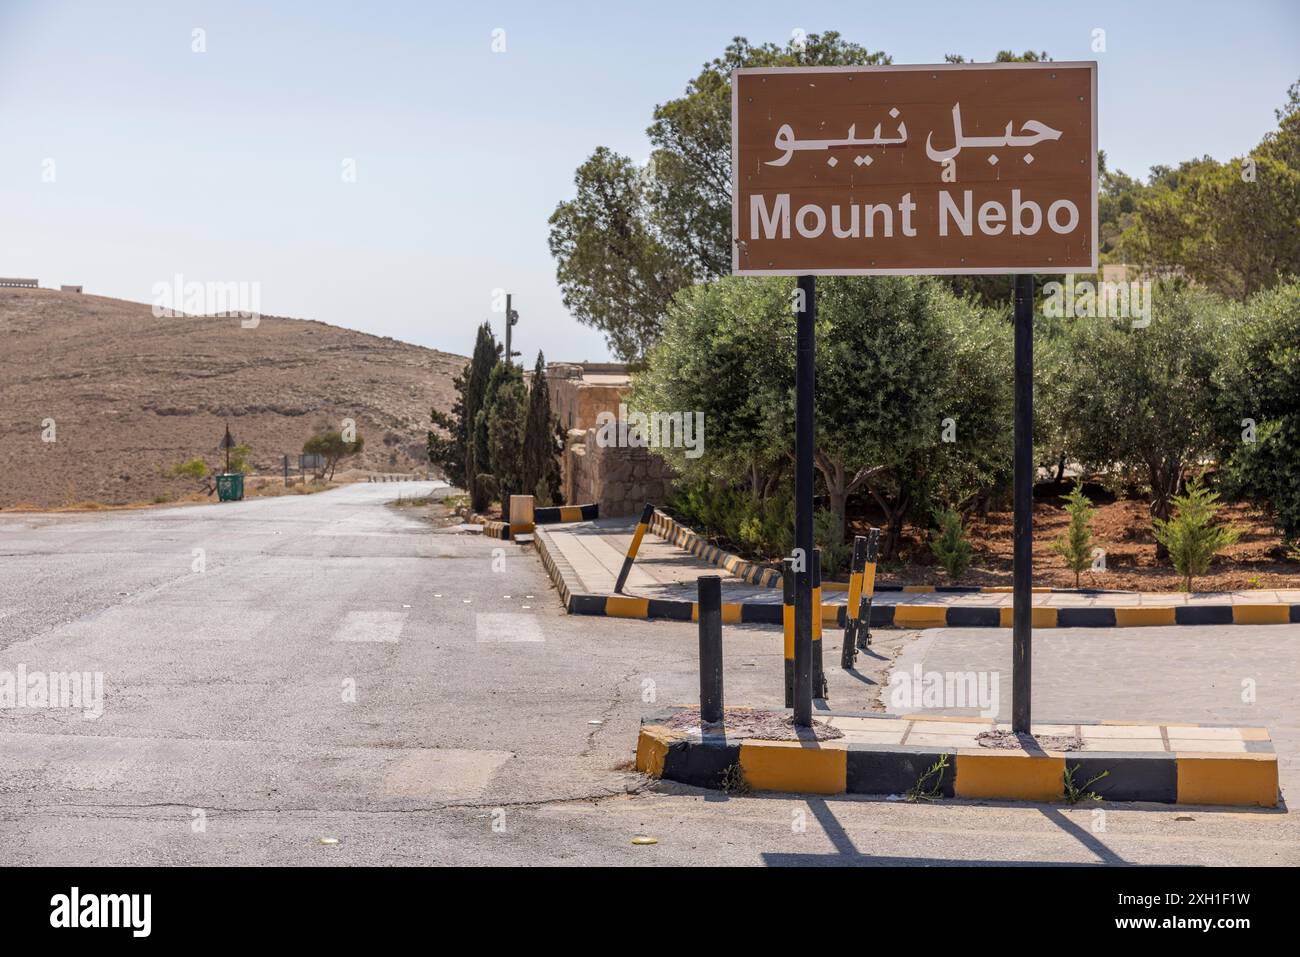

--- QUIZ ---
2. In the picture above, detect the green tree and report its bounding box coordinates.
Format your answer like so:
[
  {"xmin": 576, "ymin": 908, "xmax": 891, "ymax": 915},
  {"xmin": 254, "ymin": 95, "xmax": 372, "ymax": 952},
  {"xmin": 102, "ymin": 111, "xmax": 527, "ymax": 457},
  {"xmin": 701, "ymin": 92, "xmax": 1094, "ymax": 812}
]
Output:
[
  {"xmin": 428, "ymin": 368, "xmax": 467, "ymax": 487},
  {"xmin": 632, "ymin": 275, "xmax": 1012, "ymax": 557},
  {"xmin": 1216, "ymin": 282, "xmax": 1300, "ymax": 545},
  {"xmin": 1097, "ymin": 150, "xmax": 1148, "ymax": 262},
  {"xmin": 1034, "ymin": 317, "xmax": 1076, "ymax": 485},
  {"xmin": 522, "ymin": 351, "xmax": 562, "ymax": 505},
  {"xmin": 1057, "ymin": 285, "xmax": 1227, "ymax": 539},
  {"xmin": 1119, "ymin": 80, "xmax": 1300, "ymax": 299},
  {"xmin": 929, "ymin": 507, "xmax": 973, "ymax": 579},
  {"xmin": 630, "ymin": 275, "xmax": 791, "ymax": 502},
  {"xmin": 548, "ymin": 33, "xmax": 889, "ymax": 360},
  {"xmin": 943, "ymin": 50, "xmax": 1051, "ymax": 63},
  {"xmin": 303, "ymin": 430, "xmax": 364, "ymax": 481},
  {"xmin": 848, "ymin": 281, "xmax": 1013, "ymax": 557},
  {"xmin": 1153, "ymin": 477, "xmax": 1242, "ymax": 592},
  {"xmin": 226, "ymin": 443, "xmax": 252, "ymax": 475},
  {"xmin": 483, "ymin": 362, "xmax": 526, "ymax": 515},
  {"xmin": 1051, "ymin": 483, "xmax": 1097, "ymax": 587},
  {"xmin": 464, "ymin": 323, "xmax": 501, "ymax": 511},
  {"xmin": 546, "ymin": 149, "xmax": 694, "ymax": 362}
]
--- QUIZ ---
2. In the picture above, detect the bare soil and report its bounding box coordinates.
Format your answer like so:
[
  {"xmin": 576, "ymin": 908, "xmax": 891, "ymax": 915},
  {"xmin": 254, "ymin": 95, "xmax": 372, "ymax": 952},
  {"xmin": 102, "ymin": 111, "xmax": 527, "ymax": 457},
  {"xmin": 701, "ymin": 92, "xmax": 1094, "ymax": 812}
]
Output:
[
  {"xmin": 848, "ymin": 493, "xmax": 1298, "ymax": 591},
  {"xmin": 0, "ymin": 288, "xmax": 465, "ymax": 509},
  {"xmin": 976, "ymin": 729, "xmax": 1082, "ymax": 752}
]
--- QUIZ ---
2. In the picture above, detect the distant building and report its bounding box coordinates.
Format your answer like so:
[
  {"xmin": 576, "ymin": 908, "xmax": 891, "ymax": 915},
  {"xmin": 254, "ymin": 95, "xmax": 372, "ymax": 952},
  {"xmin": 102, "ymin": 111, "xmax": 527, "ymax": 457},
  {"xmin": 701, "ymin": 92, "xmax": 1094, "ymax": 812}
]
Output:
[
  {"xmin": 0, "ymin": 277, "xmax": 38, "ymax": 288},
  {"xmin": 521, "ymin": 361, "xmax": 676, "ymax": 517},
  {"xmin": 60, "ymin": 285, "xmax": 83, "ymax": 293},
  {"xmin": 533, "ymin": 361, "xmax": 632, "ymax": 432}
]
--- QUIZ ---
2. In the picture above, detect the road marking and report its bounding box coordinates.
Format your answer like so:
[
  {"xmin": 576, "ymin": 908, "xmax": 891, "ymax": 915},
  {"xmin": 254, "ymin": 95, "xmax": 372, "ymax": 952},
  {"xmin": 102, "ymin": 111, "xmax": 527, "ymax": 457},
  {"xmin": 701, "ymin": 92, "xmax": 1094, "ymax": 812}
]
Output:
[{"xmin": 331, "ymin": 611, "xmax": 407, "ymax": 643}]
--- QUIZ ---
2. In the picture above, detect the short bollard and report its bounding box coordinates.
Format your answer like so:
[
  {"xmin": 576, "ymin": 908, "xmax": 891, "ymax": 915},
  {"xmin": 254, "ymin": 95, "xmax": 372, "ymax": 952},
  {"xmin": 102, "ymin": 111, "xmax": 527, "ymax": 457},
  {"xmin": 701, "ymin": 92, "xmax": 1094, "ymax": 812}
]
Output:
[
  {"xmin": 812, "ymin": 548, "xmax": 826, "ymax": 699},
  {"xmin": 614, "ymin": 502, "xmax": 655, "ymax": 594},
  {"xmin": 842, "ymin": 535, "xmax": 868, "ymax": 669},
  {"xmin": 782, "ymin": 558, "xmax": 795, "ymax": 708},
  {"xmin": 697, "ymin": 575, "xmax": 723, "ymax": 724},
  {"xmin": 841, "ymin": 528, "xmax": 881, "ymax": 670},
  {"xmin": 856, "ymin": 528, "xmax": 881, "ymax": 652}
]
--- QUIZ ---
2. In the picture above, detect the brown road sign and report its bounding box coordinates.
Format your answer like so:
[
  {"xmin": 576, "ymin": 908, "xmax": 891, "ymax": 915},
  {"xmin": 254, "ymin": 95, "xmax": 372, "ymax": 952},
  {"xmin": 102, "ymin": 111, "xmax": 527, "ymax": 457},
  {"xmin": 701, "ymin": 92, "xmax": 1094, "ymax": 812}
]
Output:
[{"xmin": 731, "ymin": 62, "xmax": 1097, "ymax": 275}]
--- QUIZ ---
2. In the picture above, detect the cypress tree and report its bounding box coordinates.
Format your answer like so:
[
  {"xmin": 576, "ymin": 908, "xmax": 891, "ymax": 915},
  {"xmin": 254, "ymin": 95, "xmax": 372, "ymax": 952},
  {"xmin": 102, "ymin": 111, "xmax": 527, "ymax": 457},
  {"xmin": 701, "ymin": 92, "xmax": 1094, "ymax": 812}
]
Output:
[
  {"xmin": 464, "ymin": 322, "xmax": 501, "ymax": 511},
  {"xmin": 428, "ymin": 368, "xmax": 467, "ymax": 488},
  {"xmin": 1051, "ymin": 482, "xmax": 1097, "ymax": 587},
  {"xmin": 485, "ymin": 362, "xmax": 526, "ymax": 518},
  {"xmin": 522, "ymin": 351, "xmax": 562, "ymax": 503}
]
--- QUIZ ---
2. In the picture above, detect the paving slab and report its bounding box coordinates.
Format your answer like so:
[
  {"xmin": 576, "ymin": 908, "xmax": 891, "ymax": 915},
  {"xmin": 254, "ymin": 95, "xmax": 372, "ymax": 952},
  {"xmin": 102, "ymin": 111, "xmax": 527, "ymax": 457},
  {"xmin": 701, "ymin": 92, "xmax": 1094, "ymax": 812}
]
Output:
[{"xmin": 638, "ymin": 708, "xmax": 1280, "ymax": 806}]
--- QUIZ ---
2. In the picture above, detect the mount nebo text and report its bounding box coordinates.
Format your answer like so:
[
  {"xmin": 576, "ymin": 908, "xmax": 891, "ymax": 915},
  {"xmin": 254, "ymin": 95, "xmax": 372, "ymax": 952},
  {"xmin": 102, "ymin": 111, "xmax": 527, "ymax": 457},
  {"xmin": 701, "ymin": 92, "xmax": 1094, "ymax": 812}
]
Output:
[{"xmin": 750, "ymin": 189, "xmax": 1081, "ymax": 241}]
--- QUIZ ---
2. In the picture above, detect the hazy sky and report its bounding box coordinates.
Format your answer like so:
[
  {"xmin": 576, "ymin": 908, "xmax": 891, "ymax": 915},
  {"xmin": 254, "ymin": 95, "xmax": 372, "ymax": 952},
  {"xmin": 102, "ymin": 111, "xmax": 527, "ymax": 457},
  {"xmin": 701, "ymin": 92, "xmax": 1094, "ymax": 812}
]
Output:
[{"xmin": 2, "ymin": 0, "xmax": 1297, "ymax": 360}]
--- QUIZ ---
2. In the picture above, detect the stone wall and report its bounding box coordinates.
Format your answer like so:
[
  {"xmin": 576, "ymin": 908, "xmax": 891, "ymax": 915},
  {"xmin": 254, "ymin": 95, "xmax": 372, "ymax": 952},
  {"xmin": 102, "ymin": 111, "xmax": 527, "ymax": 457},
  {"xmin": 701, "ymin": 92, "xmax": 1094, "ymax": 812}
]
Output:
[
  {"xmin": 545, "ymin": 372, "xmax": 630, "ymax": 432},
  {"xmin": 562, "ymin": 427, "xmax": 676, "ymax": 517}
]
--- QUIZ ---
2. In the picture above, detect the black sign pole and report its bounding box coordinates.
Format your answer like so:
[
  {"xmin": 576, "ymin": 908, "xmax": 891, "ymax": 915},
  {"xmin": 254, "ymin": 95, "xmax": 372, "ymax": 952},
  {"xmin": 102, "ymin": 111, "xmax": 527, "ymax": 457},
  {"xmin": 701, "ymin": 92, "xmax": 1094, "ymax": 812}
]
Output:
[
  {"xmin": 793, "ymin": 274, "xmax": 816, "ymax": 728},
  {"xmin": 1012, "ymin": 274, "xmax": 1035, "ymax": 734}
]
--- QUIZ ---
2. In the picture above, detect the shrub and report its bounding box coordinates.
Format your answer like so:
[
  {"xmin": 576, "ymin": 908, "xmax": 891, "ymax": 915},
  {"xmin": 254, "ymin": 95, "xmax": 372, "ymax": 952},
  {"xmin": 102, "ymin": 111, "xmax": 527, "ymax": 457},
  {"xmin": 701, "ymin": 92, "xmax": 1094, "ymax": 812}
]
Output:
[
  {"xmin": 667, "ymin": 479, "xmax": 792, "ymax": 561},
  {"xmin": 813, "ymin": 507, "xmax": 851, "ymax": 578},
  {"xmin": 226, "ymin": 442, "xmax": 252, "ymax": 474},
  {"xmin": 1216, "ymin": 283, "xmax": 1300, "ymax": 547},
  {"xmin": 1051, "ymin": 482, "xmax": 1097, "ymax": 587},
  {"xmin": 929, "ymin": 507, "xmax": 973, "ymax": 579},
  {"xmin": 475, "ymin": 473, "xmax": 498, "ymax": 507},
  {"xmin": 1152, "ymin": 476, "xmax": 1242, "ymax": 591},
  {"xmin": 171, "ymin": 457, "xmax": 209, "ymax": 480},
  {"xmin": 303, "ymin": 430, "xmax": 364, "ymax": 480},
  {"xmin": 534, "ymin": 476, "xmax": 554, "ymax": 508}
]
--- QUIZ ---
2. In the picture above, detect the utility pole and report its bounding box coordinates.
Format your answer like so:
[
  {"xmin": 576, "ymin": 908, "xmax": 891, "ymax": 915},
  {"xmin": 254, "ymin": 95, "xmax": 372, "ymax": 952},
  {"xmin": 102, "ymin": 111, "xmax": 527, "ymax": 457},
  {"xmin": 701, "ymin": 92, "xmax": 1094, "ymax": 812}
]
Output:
[{"xmin": 504, "ymin": 294, "xmax": 520, "ymax": 366}]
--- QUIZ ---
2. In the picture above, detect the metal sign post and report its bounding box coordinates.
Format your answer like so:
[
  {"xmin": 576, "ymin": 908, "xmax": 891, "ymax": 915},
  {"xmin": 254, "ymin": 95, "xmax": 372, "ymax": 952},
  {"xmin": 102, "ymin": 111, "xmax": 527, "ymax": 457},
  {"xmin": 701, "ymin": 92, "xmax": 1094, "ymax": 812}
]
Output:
[
  {"xmin": 793, "ymin": 274, "xmax": 816, "ymax": 727},
  {"xmin": 731, "ymin": 62, "xmax": 1097, "ymax": 733},
  {"xmin": 1012, "ymin": 274, "xmax": 1035, "ymax": 732},
  {"xmin": 221, "ymin": 422, "xmax": 236, "ymax": 474}
]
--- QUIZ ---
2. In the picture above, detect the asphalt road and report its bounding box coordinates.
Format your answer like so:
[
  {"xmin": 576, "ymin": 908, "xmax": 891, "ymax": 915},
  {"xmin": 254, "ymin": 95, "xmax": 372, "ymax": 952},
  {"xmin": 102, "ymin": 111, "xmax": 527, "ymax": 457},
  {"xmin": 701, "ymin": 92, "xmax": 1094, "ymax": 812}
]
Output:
[{"xmin": 1, "ymin": 483, "xmax": 1296, "ymax": 866}]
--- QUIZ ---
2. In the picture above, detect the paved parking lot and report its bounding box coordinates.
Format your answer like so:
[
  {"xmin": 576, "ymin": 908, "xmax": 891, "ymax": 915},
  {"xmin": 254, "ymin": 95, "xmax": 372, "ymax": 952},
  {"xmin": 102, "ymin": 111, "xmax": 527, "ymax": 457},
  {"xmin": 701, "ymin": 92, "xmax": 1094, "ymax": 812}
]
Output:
[{"xmin": 1, "ymin": 485, "xmax": 1295, "ymax": 865}]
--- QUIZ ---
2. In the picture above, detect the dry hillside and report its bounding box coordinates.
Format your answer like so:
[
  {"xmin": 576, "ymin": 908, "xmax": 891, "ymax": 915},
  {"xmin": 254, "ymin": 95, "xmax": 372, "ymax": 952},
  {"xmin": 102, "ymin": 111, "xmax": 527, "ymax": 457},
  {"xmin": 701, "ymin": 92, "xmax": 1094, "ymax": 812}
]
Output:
[{"xmin": 0, "ymin": 288, "xmax": 465, "ymax": 508}]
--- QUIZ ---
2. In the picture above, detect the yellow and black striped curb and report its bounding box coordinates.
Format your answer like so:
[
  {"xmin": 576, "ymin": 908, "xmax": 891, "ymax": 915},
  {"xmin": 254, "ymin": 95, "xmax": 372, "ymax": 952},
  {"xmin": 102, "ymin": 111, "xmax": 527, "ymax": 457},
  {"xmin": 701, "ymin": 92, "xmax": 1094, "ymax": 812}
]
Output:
[
  {"xmin": 478, "ymin": 518, "xmax": 511, "ymax": 541},
  {"xmin": 880, "ymin": 604, "xmax": 1300, "ymax": 628},
  {"xmin": 536, "ymin": 525, "xmax": 576, "ymax": 610},
  {"xmin": 485, "ymin": 504, "xmax": 599, "ymax": 541},
  {"xmin": 636, "ymin": 710, "xmax": 1279, "ymax": 807},
  {"xmin": 537, "ymin": 522, "xmax": 1300, "ymax": 628},
  {"xmin": 535, "ymin": 503, "xmax": 599, "ymax": 524},
  {"xmin": 647, "ymin": 509, "xmax": 1134, "ymax": 596},
  {"xmin": 649, "ymin": 509, "xmax": 783, "ymax": 586}
]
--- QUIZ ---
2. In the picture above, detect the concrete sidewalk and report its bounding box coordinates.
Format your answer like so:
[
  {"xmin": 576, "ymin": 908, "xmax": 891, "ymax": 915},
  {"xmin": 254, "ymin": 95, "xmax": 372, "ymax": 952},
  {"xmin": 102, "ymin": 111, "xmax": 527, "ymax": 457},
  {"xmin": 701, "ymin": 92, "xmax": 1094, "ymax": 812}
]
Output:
[
  {"xmin": 638, "ymin": 710, "xmax": 1280, "ymax": 805},
  {"xmin": 537, "ymin": 519, "xmax": 1300, "ymax": 627}
]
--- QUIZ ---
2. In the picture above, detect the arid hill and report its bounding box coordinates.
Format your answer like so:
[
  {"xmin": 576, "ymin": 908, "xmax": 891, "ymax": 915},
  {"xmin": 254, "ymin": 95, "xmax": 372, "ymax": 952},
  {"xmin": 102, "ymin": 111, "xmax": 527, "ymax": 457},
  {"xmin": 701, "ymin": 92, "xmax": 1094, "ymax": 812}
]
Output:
[{"xmin": 0, "ymin": 288, "xmax": 465, "ymax": 508}]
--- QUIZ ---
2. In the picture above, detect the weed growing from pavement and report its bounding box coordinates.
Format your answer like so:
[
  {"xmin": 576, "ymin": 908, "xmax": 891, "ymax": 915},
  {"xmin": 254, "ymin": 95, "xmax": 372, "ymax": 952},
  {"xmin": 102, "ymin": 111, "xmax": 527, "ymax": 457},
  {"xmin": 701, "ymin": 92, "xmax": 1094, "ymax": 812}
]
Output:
[
  {"xmin": 906, "ymin": 753, "xmax": 951, "ymax": 803},
  {"xmin": 391, "ymin": 494, "xmax": 434, "ymax": 507},
  {"xmin": 1063, "ymin": 764, "xmax": 1110, "ymax": 805},
  {"xmin": 720, "ymin": 763, "xmax": 751, "ymax": 795}
]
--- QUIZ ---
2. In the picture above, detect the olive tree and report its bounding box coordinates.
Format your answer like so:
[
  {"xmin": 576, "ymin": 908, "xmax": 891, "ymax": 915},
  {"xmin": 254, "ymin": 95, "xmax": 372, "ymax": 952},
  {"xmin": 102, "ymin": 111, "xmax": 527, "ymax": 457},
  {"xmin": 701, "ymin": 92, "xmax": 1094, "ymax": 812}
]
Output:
[
  {"xmin": 1056, "ymin": 285, "xmax": 1228, "ymax": 535},
  {"xmin": 631, "ymin": 274, "xmax": 1012, "ymax": 555}
]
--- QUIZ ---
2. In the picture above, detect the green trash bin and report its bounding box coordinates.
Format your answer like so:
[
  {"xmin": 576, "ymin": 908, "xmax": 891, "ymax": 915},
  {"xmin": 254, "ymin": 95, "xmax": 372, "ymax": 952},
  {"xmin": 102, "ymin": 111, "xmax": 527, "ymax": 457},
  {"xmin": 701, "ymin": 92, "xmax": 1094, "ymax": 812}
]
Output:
[{"xmin": 216, "ymin": 472, "xmax": 245, "ymax": 502}]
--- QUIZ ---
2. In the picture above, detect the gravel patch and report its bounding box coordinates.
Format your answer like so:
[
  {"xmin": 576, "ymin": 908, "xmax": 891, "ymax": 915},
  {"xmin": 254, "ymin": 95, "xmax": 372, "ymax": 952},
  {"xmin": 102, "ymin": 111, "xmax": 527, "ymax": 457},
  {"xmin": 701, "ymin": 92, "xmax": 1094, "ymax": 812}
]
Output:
[
  {"xmin": 976, "ymin": 729, "xmax": 1082, "ymax": 751},
  {"xmin": 662, "ymin": 707, "xmax": 844, "ymax": 742}
]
